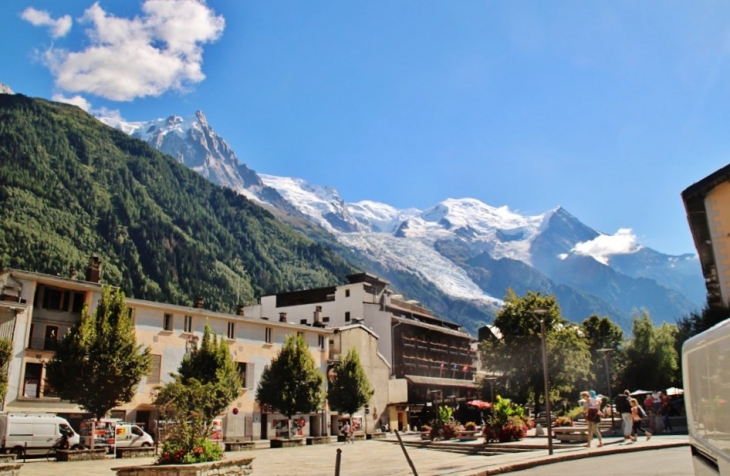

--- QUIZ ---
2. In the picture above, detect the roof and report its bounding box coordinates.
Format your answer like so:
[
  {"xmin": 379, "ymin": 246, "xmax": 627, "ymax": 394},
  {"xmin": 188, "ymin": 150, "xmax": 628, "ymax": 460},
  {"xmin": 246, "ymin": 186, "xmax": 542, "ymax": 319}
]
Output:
[{"xmin": 404, "ymin": 375, "xmax": 477, "ymax": 389}]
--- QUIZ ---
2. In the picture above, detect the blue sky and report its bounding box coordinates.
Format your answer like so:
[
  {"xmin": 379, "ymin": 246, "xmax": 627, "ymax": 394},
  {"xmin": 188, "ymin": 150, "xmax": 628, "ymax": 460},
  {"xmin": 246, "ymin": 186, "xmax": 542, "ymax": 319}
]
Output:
[{"xmin": 3, "ymin": 1, "xmax": 730, "ymax": 256}]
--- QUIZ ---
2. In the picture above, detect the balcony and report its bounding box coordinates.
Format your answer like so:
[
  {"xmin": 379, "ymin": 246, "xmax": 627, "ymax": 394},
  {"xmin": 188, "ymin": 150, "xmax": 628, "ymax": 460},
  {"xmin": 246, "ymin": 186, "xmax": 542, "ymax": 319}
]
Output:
[{"xmin": 27, "ymin": 337, "xmax": 59, "ymax": 351}]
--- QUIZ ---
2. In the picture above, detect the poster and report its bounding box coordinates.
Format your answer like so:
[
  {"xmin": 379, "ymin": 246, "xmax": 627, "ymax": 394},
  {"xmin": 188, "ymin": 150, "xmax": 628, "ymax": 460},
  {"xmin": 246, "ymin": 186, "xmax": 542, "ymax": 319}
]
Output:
[{"xmin": 272, "ymin": 418, "xmax": 305, "ymax": 438}]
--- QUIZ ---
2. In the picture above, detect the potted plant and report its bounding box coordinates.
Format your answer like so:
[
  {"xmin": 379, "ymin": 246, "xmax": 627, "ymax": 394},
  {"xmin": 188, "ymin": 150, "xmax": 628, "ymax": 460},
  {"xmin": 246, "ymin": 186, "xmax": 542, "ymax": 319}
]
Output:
[
  {"xmin": 458, "ymin": 421, "xmax": 479, "ymax": 441},
  {"xmin": 482, "ymin": 396, "xmax": 528, "ymax": 443}
]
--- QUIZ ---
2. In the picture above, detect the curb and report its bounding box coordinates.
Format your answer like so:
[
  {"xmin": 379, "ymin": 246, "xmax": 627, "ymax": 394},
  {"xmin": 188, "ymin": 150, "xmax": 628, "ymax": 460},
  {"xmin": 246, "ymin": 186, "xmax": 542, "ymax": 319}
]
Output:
[{"xmin": 469, "ymin": 441, "xmax": 689, "ymax": 475}]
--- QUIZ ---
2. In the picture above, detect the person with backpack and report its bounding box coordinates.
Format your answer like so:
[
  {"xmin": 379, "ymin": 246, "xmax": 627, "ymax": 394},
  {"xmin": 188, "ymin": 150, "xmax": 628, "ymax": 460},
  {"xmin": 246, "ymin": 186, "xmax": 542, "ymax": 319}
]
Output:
[
  {"xmin": 615, "ymin": 389, "xmax": 633, "ymax": 443},
  {"xmin": 630, "ymin": 398, "xmax": 652, "ymax": 442}
]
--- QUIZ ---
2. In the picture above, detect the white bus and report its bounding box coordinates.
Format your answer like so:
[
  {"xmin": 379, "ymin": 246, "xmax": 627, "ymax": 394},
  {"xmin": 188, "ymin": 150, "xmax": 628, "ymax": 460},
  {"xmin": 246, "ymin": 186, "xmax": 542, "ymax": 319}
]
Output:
[{"xmin": 683, "ymin": 318, "xmax": 730, "ymax": 475}]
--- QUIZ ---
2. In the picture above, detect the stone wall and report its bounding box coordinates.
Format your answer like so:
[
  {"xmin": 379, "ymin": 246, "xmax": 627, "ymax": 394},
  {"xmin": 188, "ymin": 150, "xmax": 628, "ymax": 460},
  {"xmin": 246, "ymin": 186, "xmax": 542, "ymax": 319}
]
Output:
[
  {"xmin": 114, "ymin": 456, "xmax": 254, "ymax": 476},
  {"xmin": 0, "ymin": 463, "xmax": 20, "ymax": 476},
  {"xmin": 56, "ymin": 448, "xmax": 108, "ymax": 461}
]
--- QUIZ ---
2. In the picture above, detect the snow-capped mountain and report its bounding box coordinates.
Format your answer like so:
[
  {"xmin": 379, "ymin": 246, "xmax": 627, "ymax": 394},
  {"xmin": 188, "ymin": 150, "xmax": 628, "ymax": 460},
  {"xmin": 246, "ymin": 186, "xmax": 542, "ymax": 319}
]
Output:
[{"xmin": 116, "ymin": 112, "xmax": 705, "ymax": 333}]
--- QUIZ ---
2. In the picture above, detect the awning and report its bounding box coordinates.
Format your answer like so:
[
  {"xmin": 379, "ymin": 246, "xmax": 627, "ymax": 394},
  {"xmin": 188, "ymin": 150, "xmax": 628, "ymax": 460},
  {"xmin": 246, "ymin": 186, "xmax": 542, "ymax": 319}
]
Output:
[{"xmin": 404, "ymin": 375, "xmax": 477, "ymax": 389}]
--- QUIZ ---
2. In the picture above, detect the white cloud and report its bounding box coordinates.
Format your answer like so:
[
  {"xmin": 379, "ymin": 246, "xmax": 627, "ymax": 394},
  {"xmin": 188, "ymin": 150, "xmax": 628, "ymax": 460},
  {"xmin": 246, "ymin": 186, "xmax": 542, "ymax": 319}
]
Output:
[
  {"xmin": 39, "ymin": 0, "xmax": 225, "ymax": 101},
  {"xmin": 21, "ymin": 7, "xmax": 72, "ymax": 38},
  {"xmin": 52, "ymin": 93, "xmax": 91, "ymax": 111},
  {"xmin": 571, "ymin": 228, "xmax": 641, "ymax": 265}
]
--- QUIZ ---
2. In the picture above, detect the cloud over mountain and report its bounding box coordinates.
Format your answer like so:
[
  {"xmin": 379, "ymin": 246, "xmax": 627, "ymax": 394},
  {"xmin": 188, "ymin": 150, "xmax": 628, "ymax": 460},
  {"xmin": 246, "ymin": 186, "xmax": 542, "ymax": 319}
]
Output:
[
  {"xmin": 572, "ymin": 228, "xmax": 641, "ymax": 265},
  {"xmin": 27, "ymin": 0, "xmax": 224, "ymax": 102}
]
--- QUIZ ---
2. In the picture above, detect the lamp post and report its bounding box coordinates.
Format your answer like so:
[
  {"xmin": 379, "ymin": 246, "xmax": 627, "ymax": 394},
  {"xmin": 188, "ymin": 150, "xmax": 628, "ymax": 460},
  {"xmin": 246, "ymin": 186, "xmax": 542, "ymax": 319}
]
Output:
[
  {"xmin": 597, "ymin": 348, "xmax": 615, "ymax": 432},
  {"xmin": 532, "ymin": 307, "xmax": 553, "ymax": 455}
]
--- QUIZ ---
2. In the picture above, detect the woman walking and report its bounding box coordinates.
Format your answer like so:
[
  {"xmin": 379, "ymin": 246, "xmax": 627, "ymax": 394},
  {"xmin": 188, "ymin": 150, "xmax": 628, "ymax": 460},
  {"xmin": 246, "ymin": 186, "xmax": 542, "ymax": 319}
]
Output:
[
  {"xmin": 630, "ymin": 398, "xmax": 652, "ymax": 442},
  {"xmin": 581, "ymin": 390, "xmax": 603, "ymax": 448}
]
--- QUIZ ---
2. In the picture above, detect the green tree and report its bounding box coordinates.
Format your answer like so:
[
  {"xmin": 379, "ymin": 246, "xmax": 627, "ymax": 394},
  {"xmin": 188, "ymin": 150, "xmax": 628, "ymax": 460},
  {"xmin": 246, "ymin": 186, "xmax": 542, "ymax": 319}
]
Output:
[
  {"xmin": 620, "ymin": 310, "xmax": 680, "ymax": 391},
  {"xmin": 328, "ymin": 348, "xmax": 374, "ymax": 418},
  {"xmin": 154, "ymin": 324, "xmax": 241, "ymax": 463},
  {"xmin": 581, "ymin": 315, "xmax": 624, "ymax": 396},
  {"xmin": 0, "ymin": 338, "xmax": 12, "ymax": 400},
  {"xmin": 256, "ymin": 334, "xmax": 324, "ymax": 438},
  {"xmin": 46, "ymin": 286, "xmax": 151, "ymax": 420},
  {"xmin": 480, "ymin": 290, "xmax": 591, "ymax": 412}
]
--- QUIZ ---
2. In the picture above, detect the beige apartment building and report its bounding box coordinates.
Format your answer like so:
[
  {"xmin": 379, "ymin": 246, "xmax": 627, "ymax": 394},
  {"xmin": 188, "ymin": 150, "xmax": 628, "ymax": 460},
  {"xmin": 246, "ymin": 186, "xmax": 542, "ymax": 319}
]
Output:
[{"xmin": 683, "ymin": 163, "xmax": 730, "ymax": 308}]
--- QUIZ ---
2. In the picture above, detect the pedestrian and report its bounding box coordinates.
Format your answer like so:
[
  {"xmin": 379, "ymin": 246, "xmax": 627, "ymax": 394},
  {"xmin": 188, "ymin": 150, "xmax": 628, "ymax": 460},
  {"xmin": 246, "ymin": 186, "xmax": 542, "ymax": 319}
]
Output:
[
  {"xmin": 643, "ymin": 393, "xmax": 654, "ymax": 412},
  {"xmin": 615, "ymin": 389, "xmax": 633, "ymax": 443},
  {"xmin": 660, "ymin": 391, "xmax": 673, "ymax": 433},
  {"xmin": 580, "ymin": 390, "xmax": 603, "ymax": 448},
  {"xmin": 630, "ymin": 398, "xmax": 652, "ymax": 442},
  {"xmin": 342, "ymin": 420, "xmax": 351, "ymax": 444}
]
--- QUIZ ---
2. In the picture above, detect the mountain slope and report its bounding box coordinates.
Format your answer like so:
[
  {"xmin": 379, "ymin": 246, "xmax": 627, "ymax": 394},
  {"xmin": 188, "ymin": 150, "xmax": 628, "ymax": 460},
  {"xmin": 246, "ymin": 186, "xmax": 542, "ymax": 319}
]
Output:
[
  {"xmin": 117, "ymin": 111, "xmax": 705, "ymax": 331},
  {"xmin": 0, "ymin": 95, "xmax": 356, "ymax": 312}
]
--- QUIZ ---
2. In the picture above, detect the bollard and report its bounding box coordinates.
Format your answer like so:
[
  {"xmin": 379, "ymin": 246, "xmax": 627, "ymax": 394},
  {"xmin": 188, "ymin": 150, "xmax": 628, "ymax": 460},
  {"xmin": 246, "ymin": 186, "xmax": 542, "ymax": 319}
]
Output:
[
  {"xmin": 334, "ymin": 448, "xmax": 342, "ymax": 476},
  {"xmin": 535, "ymin": 423, "xmax": 545, "ymax": 436}
]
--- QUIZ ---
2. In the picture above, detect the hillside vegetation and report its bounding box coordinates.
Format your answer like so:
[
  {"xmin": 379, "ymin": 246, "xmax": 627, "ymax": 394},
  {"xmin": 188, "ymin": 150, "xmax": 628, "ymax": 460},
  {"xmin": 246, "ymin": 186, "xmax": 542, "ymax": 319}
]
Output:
[{"xmin": 0, "ymin": 94, "xmax": 356, "ymax": 311}]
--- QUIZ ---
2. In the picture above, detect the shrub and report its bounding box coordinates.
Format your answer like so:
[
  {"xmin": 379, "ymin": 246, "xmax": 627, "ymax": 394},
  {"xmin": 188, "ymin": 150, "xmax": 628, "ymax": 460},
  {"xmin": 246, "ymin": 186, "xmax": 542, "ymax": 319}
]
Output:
[
  {"xmin": 158, "ymin": 439, "xmax": 222, "ymax": 465},
  {"xmin": 553, "ymin": 416, "xmax": 573, "ymax": 427},
  {"xmin": 464, "ymin": 421, "xmax": 477, "ymax": 431}
]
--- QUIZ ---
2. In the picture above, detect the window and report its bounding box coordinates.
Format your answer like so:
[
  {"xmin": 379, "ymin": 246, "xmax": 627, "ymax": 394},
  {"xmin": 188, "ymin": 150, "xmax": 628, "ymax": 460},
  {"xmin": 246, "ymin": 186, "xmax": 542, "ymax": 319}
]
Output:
[
  {"xmin": 132, "ymin": 426, "xmax": 143, "ymax": 436},
  {"xmin": 163, "ymin": 313, "xmax": 173, "ymax": 331},
  {"xmin": 184, "ymin": 315, "xmax": 193, "ymax": 333},
  {"xmin": 237, "ymin": 362, "xmax": 247, "ymax": 388},
  {"xmin": 44, "ymin": 326, "xmax": 59, "ymax": 351},
  {"xmin": 345, "ymin": 289, "xmax": 350, "ymax": 297},
  {"xmin": 323, "ymin": 316, "xmax": 330, "ymax": 323},
  {"xmin": 72, "ymin": 292, "xmax": 85, "ymax": 313},
  {"xmin": 345, "ymin": 312, "xmax": 350, "ymax": 322},
  {"xmin": 41, "ymin": 287, "xmax": 70, "ymax": 312},
  {"xmin": 147, "ymin": 355, "xmax": 162, "ymax": 385},
  {"xmin": 127, "ymin": 307, "xmax": 136, "ymax": 324},
  {"xmin": 23, "ymin": 362, "xmax": 42, "ymax": 398},
  {"xmin": 265, "ymin": 327, "xmax": 272, "ymax": 344},
  {"xmin": 227, "ymin": 322, "xmax": 235, "ymax": 339},
  {"xmin": 318, "ymin": 335, "xmax": 325, "ymax": 350}
]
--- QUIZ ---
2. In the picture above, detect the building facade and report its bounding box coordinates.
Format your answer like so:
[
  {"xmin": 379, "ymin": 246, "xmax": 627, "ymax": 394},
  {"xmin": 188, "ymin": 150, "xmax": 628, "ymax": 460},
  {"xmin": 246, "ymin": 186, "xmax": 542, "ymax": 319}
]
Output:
[
  {"xmin": 254, "ymin": 272, "xmax": 477, "ymax": 431},
  {"xmin": 683, "ymin": 164, "xmax": 730, "ymax": 308}
]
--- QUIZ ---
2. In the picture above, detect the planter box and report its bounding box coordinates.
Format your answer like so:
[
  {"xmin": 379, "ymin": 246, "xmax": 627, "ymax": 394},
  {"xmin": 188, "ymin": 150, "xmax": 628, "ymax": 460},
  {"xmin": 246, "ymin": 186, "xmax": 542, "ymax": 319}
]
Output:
[
  {"xmin": 115, "ymin": 456, "xmax": 254, "ymax": 476},
  {"xmin": 225, "ymin": 442, "xmax": 255, "ymax": 452},
  {"xmin": 57, "ymin": 448, "xmax": 108, "ymax": 461},
  {"xmin": 306, "ymin": 436, "xmax": 332, "ymax": 445},
  {"xmin": 419, "ymin": 432, "xmax": 432, "ymax": 441},
  {"xmin": 457, "ymin": 431, "xmax": 479, "ymax": 441},
  {"xmin": 116, "ymin": 447, "xmax": 156, "ymax": 459},
  {"xmin": 0, "ymin": 463, "xmax": 20, "ymax": 476},
  {"xmin": 270, "ymin": 438, "xmax": 305, "ymax": 448}
]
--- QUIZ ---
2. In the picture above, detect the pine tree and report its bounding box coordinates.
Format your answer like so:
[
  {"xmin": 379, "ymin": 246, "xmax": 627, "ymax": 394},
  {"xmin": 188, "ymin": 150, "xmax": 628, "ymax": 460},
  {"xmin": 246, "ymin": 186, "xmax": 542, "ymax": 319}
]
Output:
[
  {"xmin": 256, "ymin": 334, "xmax": 324, "ymax": 438},
  {"xmin": 46, "ymin": 286, "xmax": 151, "ymax": 420},
  {"xmin": 328, "ymin": 348, "xmax": 374, "ymax": 417}
]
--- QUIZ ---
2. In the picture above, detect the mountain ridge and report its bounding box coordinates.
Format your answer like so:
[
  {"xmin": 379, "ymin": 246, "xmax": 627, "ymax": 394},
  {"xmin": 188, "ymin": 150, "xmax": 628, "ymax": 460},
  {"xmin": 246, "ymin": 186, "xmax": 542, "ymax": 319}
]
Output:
[{"xmin": 113, "ymin": 110, "xmax": 705, "ymax": 332}]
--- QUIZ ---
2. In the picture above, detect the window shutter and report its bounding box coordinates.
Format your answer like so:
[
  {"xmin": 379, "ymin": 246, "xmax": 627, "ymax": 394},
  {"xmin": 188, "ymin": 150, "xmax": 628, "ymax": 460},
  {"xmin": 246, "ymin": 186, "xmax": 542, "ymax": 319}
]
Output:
[
  {"xmin": 246, "ymin": 362, "xmax": 255, "ymax": 389},
  {"xmin": 147, "ymin": 355, "xmax": 162, "ymax": 385}
]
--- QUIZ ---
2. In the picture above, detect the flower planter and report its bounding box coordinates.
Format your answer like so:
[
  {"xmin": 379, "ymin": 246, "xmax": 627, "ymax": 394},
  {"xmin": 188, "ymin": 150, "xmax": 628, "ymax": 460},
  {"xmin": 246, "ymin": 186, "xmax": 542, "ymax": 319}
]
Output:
[
  {"xmin": 419, "ymin": 431, "xmax": 432, "ymax": 440},
  {"xmin": 457, "ymin": 431, "xmax": 479, "ymax": 441},
  {"xmin": 114, "ymin": 456, "xmax": 254, "ymax": 476}
]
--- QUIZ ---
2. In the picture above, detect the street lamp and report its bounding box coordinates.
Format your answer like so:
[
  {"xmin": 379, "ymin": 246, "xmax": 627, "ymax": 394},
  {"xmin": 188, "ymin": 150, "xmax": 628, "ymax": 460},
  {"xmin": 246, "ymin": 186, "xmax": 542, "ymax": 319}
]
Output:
[
  {"xmin": 597, "ymin": 348, "xmax": 615, "ymax": 433},
  {"xmin": 532, "ymin": 307, "xmax": 553, "ymax": 456}
]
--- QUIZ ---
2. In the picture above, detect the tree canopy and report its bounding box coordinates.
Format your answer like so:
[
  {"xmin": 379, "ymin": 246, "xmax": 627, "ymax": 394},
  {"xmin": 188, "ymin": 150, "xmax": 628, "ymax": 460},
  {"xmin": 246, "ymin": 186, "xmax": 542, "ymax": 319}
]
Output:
[
  {"xmin": 480, "ymin": 290, "xmax": 591, "ymax": 411},
  {"xmin": 327, "ymin": 348, "xmax": 374, "ymax": 417},
  {"xmin": 46, "ymin": 286, "xmax": 151, "ymax": 420},
  {"xmin": 154, "ymin": 324, "xmax": 240, "ymax": 463},
  {"xmin": 0, "ymin": 338, "xmax": 12, "ymax": 399},
  {"xmin": 256, "ymin": 334, "xmax": 324, "ymax": 426},
  {"xmin": 621, "ymin": 310, "xmax": 680, "ymax": 390}
]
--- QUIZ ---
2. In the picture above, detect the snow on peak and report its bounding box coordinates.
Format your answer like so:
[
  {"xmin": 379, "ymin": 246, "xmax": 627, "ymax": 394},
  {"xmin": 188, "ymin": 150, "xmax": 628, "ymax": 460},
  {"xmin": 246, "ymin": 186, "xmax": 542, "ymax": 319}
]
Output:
[
  {"xmin": 347, "ymin": 200, "xmax": 420, "ymax": 233},
  {"xmin": 116, "ymin": 113, "xmax": 201, "ymax": 141}
]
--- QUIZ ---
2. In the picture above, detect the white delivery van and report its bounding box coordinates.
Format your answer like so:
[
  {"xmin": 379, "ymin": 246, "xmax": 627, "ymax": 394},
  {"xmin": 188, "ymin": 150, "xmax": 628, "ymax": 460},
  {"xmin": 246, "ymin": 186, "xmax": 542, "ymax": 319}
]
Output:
[
  {"xmin": 113, "ymin": 423, "xmax": 154, "ymax": 448},
  {"xmin": 0, "ymin": 413, "xmax": 82, "ymax": 456}
]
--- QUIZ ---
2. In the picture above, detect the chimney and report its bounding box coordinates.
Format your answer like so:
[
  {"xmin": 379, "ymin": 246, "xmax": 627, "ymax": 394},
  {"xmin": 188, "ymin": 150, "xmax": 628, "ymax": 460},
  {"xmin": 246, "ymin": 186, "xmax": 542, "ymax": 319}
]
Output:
[
  {"xmin": 69, "ymin": 267, "xmax": 78, "ymax": 280},
  {"xmin": 195, "ymin": 296, "xmax": 204, "ymax": 309},
  {"xmin": 313, "ymin": 306, "xmax": 323, "ymax": 327},
  {"xmin": 279, "ymin": 312, "xmax": 287, "ymax": 323},
  {"xmin": 85, "ymin": 255, "xmax": 102, "ymax": 283},
  {"xmin": 236, "ymin": 305, "xmax": 245, "ymax": 316}
]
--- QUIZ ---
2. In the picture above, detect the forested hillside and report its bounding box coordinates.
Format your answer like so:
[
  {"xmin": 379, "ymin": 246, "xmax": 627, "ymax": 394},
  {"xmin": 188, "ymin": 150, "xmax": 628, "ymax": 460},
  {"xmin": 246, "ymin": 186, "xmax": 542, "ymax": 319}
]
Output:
[{"xmin": 0, "ymin": 94, "xmax": 356, "ymax": 312}]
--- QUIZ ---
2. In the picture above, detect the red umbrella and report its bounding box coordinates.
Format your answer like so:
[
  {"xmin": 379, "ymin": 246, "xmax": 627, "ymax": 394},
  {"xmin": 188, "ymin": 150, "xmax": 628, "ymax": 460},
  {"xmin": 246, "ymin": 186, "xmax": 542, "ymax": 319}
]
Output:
[{"xmin": 467, "ymin": 400, "xmax": 492, "ymax": 410}]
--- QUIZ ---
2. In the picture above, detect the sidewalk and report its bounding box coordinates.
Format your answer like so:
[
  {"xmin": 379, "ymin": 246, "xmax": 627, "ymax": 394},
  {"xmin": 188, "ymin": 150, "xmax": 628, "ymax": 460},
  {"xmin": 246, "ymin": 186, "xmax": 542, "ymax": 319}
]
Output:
[{"xmin": 15, "ymin": 431, "xmax": 690, "ymax": 476}]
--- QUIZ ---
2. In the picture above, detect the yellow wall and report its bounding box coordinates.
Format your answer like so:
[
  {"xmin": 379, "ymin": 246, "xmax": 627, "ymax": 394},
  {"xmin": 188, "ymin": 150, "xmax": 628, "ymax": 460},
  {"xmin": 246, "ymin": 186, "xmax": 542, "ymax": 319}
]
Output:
[{"xmin": 706, "ymin": 182, "xmax": 730, "ymax": 306}]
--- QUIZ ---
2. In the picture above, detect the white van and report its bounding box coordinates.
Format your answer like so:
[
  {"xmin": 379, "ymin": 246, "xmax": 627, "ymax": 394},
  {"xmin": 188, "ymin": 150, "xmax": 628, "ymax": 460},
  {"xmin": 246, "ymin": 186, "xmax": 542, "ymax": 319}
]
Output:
[
  {"xmin": 0, "ymin": 413, "xmax": 81, "ymax": 456},
  {"xmin": 114, "ymin": 423, "xmax": 154, "ymax": 448}
]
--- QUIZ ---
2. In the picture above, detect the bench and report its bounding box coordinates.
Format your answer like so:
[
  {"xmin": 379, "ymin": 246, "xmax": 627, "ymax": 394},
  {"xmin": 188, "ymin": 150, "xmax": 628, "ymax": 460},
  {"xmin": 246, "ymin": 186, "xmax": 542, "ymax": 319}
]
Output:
[
  {"xmin": 116, "ymin": 446, "xmax": 156, "ymax": 458},
  {"xmin": 306, "ymin": 436, "xmax": 332, "ymax": 445},
  {"xmin": 551, "ymin": 426, "xmax": 590, "ymax": 443}
]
